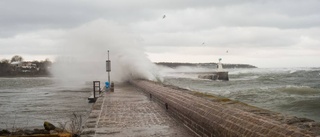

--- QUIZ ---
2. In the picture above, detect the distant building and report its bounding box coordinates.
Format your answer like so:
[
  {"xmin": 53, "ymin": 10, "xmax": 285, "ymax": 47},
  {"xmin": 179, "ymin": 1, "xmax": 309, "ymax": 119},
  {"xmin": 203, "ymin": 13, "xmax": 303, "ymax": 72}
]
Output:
[
  {"xmin": 10, "ymin": 61, "xmax": 39, "ymax": 73},
  {"xmin": 10, "ymin": 61, "xmax": 22, "ymax": 67}
]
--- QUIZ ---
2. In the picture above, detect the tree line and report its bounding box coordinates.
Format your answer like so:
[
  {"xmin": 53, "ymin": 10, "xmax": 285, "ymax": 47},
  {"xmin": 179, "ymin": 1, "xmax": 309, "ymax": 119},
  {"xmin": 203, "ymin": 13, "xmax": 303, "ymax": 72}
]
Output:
[
  {"xmin": 155, "ymin": 62, "xmax": 257, "ymax": 69},
  {"xmin": 0, "ymin": 55, "xmax": 52, "ymax": 77}
]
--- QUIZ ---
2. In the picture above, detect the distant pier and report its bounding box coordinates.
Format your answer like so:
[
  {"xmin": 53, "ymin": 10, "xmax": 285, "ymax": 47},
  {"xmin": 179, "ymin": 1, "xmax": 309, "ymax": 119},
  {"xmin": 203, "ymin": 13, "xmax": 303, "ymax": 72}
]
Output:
[
  {"xmin": 198, "ymin": 59, "xmax": 229, "ymax": 81},
  {"xmin": 198, "ymin": 71, "xmax": 229, "ymax": 81}
]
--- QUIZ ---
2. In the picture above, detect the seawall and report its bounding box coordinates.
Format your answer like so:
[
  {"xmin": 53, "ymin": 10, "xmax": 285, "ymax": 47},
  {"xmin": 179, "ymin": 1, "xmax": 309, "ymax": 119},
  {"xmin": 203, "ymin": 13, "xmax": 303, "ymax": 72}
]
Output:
[{"xmin": 131, "ymin": 80, "xmax": 319, "ymax": 137}]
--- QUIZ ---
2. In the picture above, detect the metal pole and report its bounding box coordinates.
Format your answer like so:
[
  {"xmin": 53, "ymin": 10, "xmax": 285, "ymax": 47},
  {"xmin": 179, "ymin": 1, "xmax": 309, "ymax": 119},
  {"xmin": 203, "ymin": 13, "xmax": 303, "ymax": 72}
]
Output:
[{"xmin": 107, "ymin": 50, "xmax": 110, "ymax": 84}]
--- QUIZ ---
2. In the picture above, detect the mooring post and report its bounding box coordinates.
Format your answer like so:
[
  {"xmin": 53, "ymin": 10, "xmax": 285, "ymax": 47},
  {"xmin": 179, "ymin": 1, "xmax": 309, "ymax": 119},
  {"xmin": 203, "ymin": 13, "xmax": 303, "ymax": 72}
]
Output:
[
  {"xmin": 93, "ymin": 81, "xmax": 95, "ymax": 98},
  {"xmin": 110, "ymin": 82, "xmax": 114, "ymax": 92},
  {"xmin": 93, "ymin": 81, "xmax": 100, "ymax": 98}
]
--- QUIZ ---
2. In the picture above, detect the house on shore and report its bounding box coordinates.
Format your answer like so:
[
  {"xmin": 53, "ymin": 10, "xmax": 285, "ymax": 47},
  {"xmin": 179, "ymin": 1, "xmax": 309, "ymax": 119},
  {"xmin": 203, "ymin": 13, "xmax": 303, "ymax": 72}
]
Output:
[{"xmin": 10, "ymin": 61, "xmax": 39, "ymax": 73}]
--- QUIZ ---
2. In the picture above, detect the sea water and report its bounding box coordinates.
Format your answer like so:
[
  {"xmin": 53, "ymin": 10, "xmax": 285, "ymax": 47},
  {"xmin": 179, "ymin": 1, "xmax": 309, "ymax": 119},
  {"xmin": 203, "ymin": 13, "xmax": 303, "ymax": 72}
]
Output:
[
  {"xmin": 0, "ymin": 77, "xmax": 92, "ymax": 129},
  {"xmin": 1, "ymin": 67, "xmax": 319, "ymax": 129},
  {"xmin": 163, "ymin": 67, "xmax": 320, "ymax": 122}
]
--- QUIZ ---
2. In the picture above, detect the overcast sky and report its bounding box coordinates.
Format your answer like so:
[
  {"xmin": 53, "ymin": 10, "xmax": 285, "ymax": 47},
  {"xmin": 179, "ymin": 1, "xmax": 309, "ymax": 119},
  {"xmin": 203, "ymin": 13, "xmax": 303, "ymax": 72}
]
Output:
[{"xmin": 1, "ymin": 0, "xmax": 320, "ymax": 68}]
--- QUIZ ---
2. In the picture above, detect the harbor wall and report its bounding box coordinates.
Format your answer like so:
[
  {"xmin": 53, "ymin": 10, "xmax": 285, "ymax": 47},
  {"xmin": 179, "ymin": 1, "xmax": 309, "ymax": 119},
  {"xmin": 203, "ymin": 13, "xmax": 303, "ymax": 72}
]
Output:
[
  {"xmin": 198, "ymin": 72, "xmax": 229, "ymax": 81},
  {"xmin": 130, "ymin": 80, "xmax": 315, "ymax": 137}
]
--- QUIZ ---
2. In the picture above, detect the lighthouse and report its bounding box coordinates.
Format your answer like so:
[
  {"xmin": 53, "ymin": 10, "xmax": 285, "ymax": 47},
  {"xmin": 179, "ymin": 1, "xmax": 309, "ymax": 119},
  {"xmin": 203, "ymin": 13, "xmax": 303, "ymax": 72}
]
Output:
[{"xmin": 197, "ymin": 58, "xmax": 229, "ymax": 81}]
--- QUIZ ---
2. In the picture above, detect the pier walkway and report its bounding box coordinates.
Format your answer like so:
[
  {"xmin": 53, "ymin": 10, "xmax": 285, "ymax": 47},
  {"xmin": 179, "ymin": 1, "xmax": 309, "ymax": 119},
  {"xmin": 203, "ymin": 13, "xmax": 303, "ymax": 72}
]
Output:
[{"xmin": 82, "ymin": 83, "xmax": 195, "ymax": 137}]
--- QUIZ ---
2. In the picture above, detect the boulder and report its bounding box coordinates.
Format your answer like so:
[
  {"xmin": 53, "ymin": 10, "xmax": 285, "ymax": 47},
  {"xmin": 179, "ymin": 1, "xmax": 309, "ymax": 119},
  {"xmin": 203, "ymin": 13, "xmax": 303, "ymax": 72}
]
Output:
[{"xmin": 44, "ymin": 121, "xmax": 56, "ymax": 131}]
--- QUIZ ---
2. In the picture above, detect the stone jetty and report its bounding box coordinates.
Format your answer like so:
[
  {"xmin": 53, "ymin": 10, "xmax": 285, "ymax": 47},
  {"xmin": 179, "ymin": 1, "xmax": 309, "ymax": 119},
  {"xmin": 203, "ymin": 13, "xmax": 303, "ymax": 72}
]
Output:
[
  {"xmin": 82, "ymin": 83, "xmax": 195, "ymax": 137},
  {"xmin": 83, "ymin": 80, "xmax": 320, "ymax": 137}
]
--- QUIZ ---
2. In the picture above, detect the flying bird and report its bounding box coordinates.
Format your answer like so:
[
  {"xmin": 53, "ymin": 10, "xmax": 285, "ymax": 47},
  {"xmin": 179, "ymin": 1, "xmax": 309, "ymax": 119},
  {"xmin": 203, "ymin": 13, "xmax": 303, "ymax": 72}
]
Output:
[
  {"xmin": 202, "ymin": 42, "xmax": 205, "ymax": 45},
  {"xmin": 226, "ymin": 50, "xmax": 229, "ymax": 53},
  {"xmin": 163, "ymin": 15, "xmax": 166, "ymax": 19}
]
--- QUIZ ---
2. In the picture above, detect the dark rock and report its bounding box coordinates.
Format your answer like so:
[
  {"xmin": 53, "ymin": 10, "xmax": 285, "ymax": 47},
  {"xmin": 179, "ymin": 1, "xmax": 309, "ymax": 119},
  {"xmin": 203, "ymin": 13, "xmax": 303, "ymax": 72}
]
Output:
[
  {"xmin": 73, "ymin": 134, "xmax": 81, "ymax": 137},
  {"xmin": 286, "ymin": 117, "xmax": 314, "ymax": 125},
  {"xmin": 24, "ymin": 129, "xmax": 33, "ymax": 135},
  {"xmin": 33, "ymin": 128, "xmax": 50, "ymax": 134},
  {"xmin": 44, "ymin": 121, "xmax": 56, "ymax": 131},
  {"xmin": 81, "ymin": 130, "xmax": 95, "ymax": 135},
  {"xmin": 13, "ymin": 129, "xmax": 24, "ymax": 135},
  {"xmin": 0, "ymin": 128, "xmax": 51, "ymax": 136},
  {"xmin": 0, "ymin": 129, "xmax": 11, "ymax": 135}
]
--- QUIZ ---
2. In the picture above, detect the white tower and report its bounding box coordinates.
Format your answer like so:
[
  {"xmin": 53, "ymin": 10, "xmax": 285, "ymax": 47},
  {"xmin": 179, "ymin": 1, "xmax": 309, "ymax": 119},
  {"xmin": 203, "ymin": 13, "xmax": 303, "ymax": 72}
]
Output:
[{"xmin": 217, "ymin": 58, "xmax": 223, "ymax": 71}]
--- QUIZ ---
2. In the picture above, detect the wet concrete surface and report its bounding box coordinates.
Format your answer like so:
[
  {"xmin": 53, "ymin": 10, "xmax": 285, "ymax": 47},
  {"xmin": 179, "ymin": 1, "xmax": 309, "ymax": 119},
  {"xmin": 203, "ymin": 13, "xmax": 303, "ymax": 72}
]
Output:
[{"xmin": 82, "ymin": 83, "xmax": 195, "ymax": 137}]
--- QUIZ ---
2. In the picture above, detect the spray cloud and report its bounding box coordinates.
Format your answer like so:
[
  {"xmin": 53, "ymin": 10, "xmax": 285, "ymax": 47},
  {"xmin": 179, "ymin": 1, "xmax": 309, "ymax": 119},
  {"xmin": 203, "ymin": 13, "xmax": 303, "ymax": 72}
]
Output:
[{"xmin": 52, "ymin": 19, "xmax": 161, "ymax": 86}]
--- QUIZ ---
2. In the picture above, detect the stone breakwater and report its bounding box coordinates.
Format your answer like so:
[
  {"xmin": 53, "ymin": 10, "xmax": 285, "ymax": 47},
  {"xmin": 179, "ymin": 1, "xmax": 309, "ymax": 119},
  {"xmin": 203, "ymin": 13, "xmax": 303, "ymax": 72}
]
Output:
[
  {"xmin": 82, "ymin": 83, "xmax": 195, "ymax": 137},
  {"xmin": 131, "ymin": 80, "xmax": 319, "ymax": 137}
]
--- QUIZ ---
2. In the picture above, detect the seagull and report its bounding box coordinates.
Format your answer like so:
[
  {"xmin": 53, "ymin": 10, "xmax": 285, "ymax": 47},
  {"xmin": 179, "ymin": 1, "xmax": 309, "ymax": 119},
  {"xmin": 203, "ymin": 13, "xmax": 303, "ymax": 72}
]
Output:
[
  {"xmin": 202, "ymin": 42, "xmax": 205, "ymax": 45},
  {"xmin": 226, "ymin": 50, "xmax": 228, "ymax": 53},
  {"xmin": 163, "ymin": 15, "xmax": 166, "ymax": 19}
]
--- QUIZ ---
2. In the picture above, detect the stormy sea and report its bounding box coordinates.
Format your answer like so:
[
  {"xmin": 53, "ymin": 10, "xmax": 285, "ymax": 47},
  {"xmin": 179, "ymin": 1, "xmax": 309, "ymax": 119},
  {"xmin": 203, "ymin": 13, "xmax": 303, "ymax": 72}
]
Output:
[
  {"xmin": 0, "ymin": 67, "xmax": 319, "ymax": 129},
  {"xmin": 162, "ymin": 67, "xmax": 320, "ymax": 122},
  {"xmin": 0, "ymin": 77, "xmax": 92, "ymax": 129}
]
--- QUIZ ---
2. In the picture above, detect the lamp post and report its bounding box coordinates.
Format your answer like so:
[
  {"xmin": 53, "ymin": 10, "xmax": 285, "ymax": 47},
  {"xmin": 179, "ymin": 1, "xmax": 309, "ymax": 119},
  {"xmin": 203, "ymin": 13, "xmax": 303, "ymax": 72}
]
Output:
[{"xmin": 106, "ymin": 50, "xmax": 111, "ymax": 84}]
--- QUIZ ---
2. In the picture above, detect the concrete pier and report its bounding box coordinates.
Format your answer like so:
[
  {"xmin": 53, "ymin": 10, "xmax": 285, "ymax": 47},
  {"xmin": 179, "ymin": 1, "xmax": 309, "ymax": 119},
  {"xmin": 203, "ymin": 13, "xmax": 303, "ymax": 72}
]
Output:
[
  {"xmin": 82, "ymin": 83, "xmax": 195, "ymax": 137},
  {"xmin": 131, "ymin": 80, "xmax": 320, "ymax": 137},
  {"xmin": 83, "ymin": 80, "xmax": 320, "ymax": 137}
]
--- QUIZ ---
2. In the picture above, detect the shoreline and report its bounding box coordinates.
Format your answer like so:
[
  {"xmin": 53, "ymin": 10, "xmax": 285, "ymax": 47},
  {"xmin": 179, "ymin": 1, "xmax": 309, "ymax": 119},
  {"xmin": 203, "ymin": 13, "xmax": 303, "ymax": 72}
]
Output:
[{"xmin": 0, "ymin": 75, "xmax": 52, "ymax": 78}]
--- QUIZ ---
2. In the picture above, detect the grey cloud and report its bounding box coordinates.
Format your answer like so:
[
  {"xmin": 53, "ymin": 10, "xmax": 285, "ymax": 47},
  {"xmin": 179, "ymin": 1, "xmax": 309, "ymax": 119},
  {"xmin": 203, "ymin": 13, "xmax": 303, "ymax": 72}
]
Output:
[
  {"xmin": 1, "ymin": 0, "xmax": 319, "ymax": 67},
  {"xmin": 219, "ymin": 1, "xmax": 320, "ymax": 29},
  {"xmin": 0, "ymin": 0, "xmax": 99, "ymax": 37},
  {"xmin": 141, "ymin": 27, "xmax": 303, "ymax": 49},
  {"xmin": 3, "ymin": 0, "xmax": 319, "ymax": 37}
]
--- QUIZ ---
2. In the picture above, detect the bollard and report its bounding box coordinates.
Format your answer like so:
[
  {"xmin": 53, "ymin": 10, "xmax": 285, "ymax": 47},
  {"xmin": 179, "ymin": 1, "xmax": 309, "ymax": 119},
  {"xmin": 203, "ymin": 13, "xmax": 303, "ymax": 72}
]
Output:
[
  {"xmin": 110, "ymin": 82, "xmax": 114, "ymax": 92},
  {"xmin": 105, "ymin": 81, "xmax": 110, "ymax": 92}
]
